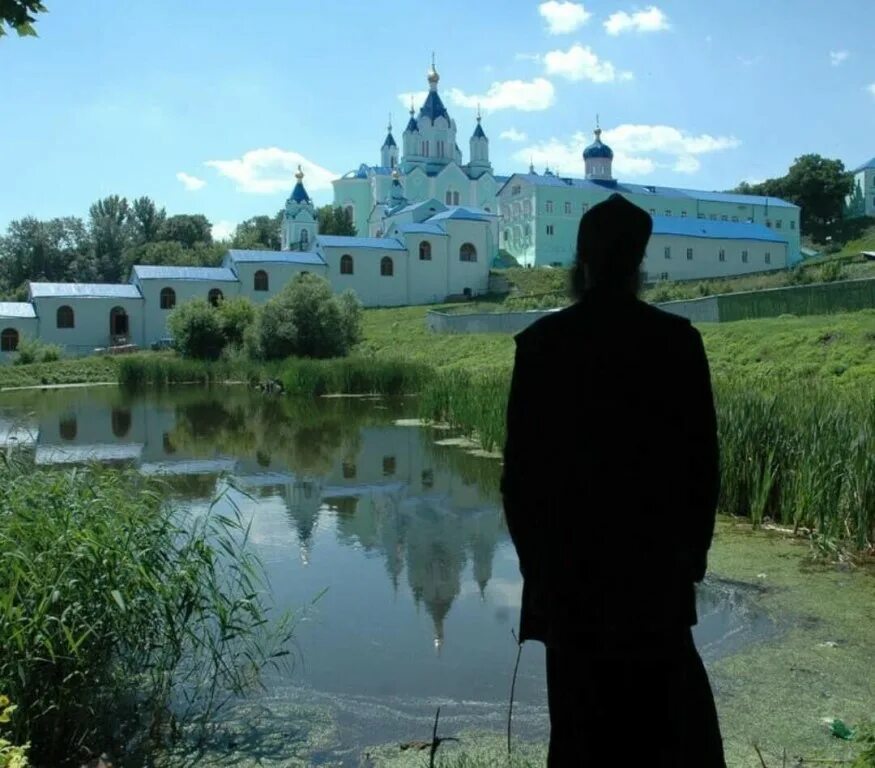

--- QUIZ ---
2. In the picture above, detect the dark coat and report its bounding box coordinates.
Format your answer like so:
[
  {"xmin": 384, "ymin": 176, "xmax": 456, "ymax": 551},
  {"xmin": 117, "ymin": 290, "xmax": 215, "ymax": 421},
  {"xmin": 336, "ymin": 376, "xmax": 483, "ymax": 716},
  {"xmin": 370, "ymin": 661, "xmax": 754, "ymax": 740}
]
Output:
[{"xmin": 500, "ymin": 292, "xmax": 720, "ymax": 645}]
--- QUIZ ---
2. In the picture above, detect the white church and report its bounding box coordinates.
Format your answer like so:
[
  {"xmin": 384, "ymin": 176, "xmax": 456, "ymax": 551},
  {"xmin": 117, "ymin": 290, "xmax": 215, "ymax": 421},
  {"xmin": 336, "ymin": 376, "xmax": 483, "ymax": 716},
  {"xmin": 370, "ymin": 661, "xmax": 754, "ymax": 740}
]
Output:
[{"xmin": 0, "ymin": 59, "xmax": 803, "ymax": 359}]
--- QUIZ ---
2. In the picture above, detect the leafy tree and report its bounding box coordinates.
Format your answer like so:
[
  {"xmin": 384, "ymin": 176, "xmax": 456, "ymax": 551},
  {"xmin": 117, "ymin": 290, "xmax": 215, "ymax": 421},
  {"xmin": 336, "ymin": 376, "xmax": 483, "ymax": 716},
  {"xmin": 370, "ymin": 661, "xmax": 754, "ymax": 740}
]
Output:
[
  {"xmin": 160, "ymin": 214, "xmax": 213, "ymax": 249},
  {"xmin": 167, "ymin": 298, "xmax": 226, "ymax": 360},
  {"xmin": 129, "ymin": 196, "xmax": 166, "ymax": 245},
  {"xmin": 732, "ymin": 154, "xmax": 853, "ymax": 242},
  {"xmin": 317, "ymin": 206, "xmax": 356, "ymax": 236},
  {"xmin": 232, "ymin": 212, "xmax": 283, "ymax": 250},
  {"xmin": 0, "ymin": 216, "xmax": 91, "ymax": 294},
  {"xmin": 256, "ymin": 273, "xmax": 362, "ymax": 360},
  {"xmin": 89, "ymin": 195, "xmax": 132, "ymax": 283},
  {"xmin": 0, "ymin": 0, "xmax": 46, "ymax": 37},
  {"xmin": 216, "ymin": 296, "xmax": 256, "ymax": 349}
]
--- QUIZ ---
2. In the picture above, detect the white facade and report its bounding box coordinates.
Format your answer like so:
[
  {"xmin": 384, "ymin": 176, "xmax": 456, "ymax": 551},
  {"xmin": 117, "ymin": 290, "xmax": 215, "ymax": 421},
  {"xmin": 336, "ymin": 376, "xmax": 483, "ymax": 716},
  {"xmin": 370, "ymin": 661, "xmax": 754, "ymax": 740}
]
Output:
[
  {"xmin": 845, "ymin": 158, "xmax": 875, "ymax": 219},
  {"xmin": 0, "ymin": 303, "xmax": 38, "ymax": 361}
]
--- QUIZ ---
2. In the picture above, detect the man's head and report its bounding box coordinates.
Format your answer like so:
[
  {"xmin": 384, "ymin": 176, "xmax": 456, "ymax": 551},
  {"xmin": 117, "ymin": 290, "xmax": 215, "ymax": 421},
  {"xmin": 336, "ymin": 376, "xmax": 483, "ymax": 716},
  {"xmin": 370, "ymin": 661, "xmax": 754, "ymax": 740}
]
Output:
[{"xmin": 571, "ymin": 193, "xmax": 652, "ymax": 298}]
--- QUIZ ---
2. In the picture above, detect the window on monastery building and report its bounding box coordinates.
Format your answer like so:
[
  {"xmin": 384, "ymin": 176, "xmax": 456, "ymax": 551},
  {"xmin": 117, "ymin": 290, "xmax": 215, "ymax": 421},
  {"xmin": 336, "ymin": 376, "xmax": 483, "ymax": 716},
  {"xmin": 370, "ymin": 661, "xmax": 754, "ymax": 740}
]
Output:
[
  {"xmin": 698, "ymin": 213, "xmax": 706, "ymax": 220},
  {"xmin": 649, "ymin": 208, "xmax": 656, "ymax": 215},
  {"xmin": 59, "ymin": 415, "xmax": 77, "ymax": 441},
  {"xmin": 208, "ymin": 288, "xmax": 223, "ymax": 307},
  {"xmin": 660, "ymin": 272, "xmax": 669, "ymax": 281},
  {"xmin": 546, "ymin": 201, "xmax": 554, "ymax": 213},
  {"xmin": 742, "ymin": 250, "xmax": 749, "ymax": 263},
  {"xmin": 300, "ymin": 229, "xmax": 309, "ymax": 245},
  {"xmin": 775, "ymin": 220, "xmax": 782, "ymax": 229},
  {"xmin": 686, "ymin": 248, "xmax": 693, "ymax": 261},
  {"xmin": 664, "ymin": 246, "xmax": 671, "ymax": 259},
  {"xmin": 665, "ymin": 210, "xmax": 671, "ymax": 216},
  {"xmin": 790, "ymin": 220, "xmax": 796, "ymax": 230},
  {"xmin": 160, "ymin": 287, "xmax": 176, "ymax": 309},
  {"xmin": 421, "ymin": 469, "xmax": 434, "ymax": 489},
  {"xmin": 453, "ymin": 191, "xmax": 460, "ymax": 205},
  {"xmin": 418, "ymin": 241, "xmax": 431, "ymax": 261},
  {"xmin": 681, "ymin": 211, "xmax": 687, "ymax": 218},
  {"xmin": 765, "ymin": 220, "xmax": 772, "ymax": 227},
  {"xmin": 582, "ymin": 203, "xmax": 588, "ymax": 213},
  {"xmin": 459, "ymin": 243, "xmax": 477, "ymax": 262},
  {"xmin": 254, "ymin": 270, "xmax": 269, "ymax": 291},
  {"xmin": 437, "ymin": 140, "xmax": 445, "ymax": 157},
  {"xmin": 524, "ymin": 224, "xmax": 530, "ymax": 236},
  {"xmin": 719, "ymin": 249, "xmax": 726, "ymax": 262},
  {"xmin": 564, "ymin": 201, "xmax": 571, "ymax": 214},
  {"xmin": 382, "ymin": 456, "xmax": 396, "ymax": 476},
  {"xmin": 0, "ymin": 328, "xmax": 19, "ymax": 352},
  {"xmin": 731, "ymin": 216, "xmax": 738, "ymax": 222},
  {"xmin": 546, "ymin": 224, "xmax": 554, "ymax": 236},
  {"xmin": 710, "ymin": 214, "xmax": 717, "ymax": 221},
  {"xmin": 445, "ymin": 191, "xmax": 453, "ymax": 205},
  {"xmin": 344, "ymin": 204, "xmax": 354, "ymax": 220},
  {"xmin": 512, "ymin": 185, "xmax": 521, "ymax": 195},
  {"xmin": 523, "ymin": 200, "xmax": 531, "ymax": 215},
  {"xmin": 422, "ymin": 141, "xmax": 429, "ymax": 157},
  {"xmin": 380, "ymin": 256, "xmax": 394, "ymax": 276},
  {"xmin": 484, "ymin": 206, "xmax": 490, "ymax": 212},
  {"xmin": 340, "ymin": 254, "xmax": 354, "ymax": 274},
  {"xmin": 57, "ymin": 305, "xmax": 74, "ymax": 329},
  {"xmin": 721, "ymin": 215, "xmax": 728, "ymax": 222},
  {"xmin": 503, "ymin": 230, "xmax": 510, "ymax": 242},
  {"xmin": 765, "ymin": 252, "xmax": 771, "ymax": 265},
  {"xmin": 342, "ymin": 460, "xmax": 356, "ymax": 479}
]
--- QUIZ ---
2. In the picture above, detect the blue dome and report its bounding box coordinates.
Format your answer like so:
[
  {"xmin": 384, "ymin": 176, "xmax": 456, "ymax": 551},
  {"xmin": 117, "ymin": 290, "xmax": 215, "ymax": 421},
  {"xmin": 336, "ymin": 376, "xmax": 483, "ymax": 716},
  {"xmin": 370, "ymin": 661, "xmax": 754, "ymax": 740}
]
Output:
[{"xmin": 583, "ymin": 128, "xmax": 613, "ymax": 160}]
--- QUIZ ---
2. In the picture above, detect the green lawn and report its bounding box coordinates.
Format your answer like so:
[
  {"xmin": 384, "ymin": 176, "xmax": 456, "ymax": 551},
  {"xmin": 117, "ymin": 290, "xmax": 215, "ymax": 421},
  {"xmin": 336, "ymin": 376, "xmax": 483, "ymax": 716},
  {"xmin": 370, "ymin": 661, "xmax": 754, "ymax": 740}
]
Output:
[
  {"xmin": 0, "ymin": 355, "xmax": 119, "ymax": 389},
  {"xmin": 362, "ymin": 304, "xmax": 875, "ymax": 385}
]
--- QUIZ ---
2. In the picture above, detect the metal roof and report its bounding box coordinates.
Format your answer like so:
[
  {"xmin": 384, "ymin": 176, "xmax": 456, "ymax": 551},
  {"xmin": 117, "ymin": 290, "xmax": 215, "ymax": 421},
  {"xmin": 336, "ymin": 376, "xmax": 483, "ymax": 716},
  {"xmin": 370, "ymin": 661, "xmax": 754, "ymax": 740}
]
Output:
[
  {"xmin": 852, "ymin": 157, "xmax": 875, "ymax": 173},
  {"xmin": 497, "ymin": 173, "xmax": 798, "ymax": 208},
  {"xmin": 649, "ymin": 216, "xmax": 788, "ymax": 243},
  {"xmin": 226, "ymin": 249, "xmax": 326, "ymax": 266},
  {"xmin": 29, "ymin": 282, "xmax": 143, "ymax": 299},
  {"xmin": 419, "ymin": 91, "xmax": 450, "ymax": 122},
  {"xmin": 0, "ymin": 302, "xmax": 37, "ymax": 319},
  {"xmin": 382, "ymin": 131, "xmax": 397, "ymax": 148},
  {"xmin": 131, "ymin": 265, "xmax": 238, "ymax": 282},
  {"xmin": 396, "ymin": 222, "xmax": 448, "ymax": 236},
  {"xmin": 315, "ymin": 235, "xmax": 407, "ymax": 251},
  {"xmin": 392, "ymin": 199, "xmax": 446, "ymax": 216},
  {"xmin": 427, "ymin": 206, "xmax": 494, "ymax": 223}
]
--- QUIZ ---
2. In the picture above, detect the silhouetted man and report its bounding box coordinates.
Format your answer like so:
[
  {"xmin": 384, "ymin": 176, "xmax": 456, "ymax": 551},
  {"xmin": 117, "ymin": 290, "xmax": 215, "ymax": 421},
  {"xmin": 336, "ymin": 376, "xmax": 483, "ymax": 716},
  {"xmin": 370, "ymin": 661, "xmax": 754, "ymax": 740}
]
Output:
[{"xmin": 501, "ymin": 194, "xmax": 726, "ymax": 767}]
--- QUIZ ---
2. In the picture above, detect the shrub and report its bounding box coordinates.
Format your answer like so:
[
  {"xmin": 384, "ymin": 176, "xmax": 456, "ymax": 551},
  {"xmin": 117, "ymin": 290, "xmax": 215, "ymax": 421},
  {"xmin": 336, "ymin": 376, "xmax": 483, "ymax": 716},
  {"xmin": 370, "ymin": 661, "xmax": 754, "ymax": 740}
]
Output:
[
  {"xmin": 256, "ymin": 273, "xmax": 362, "ymax": 360},
  {"xmin": 13, "ymin": 338, "xmax": 62, "ymax": 366},
  {"xmin": 819, "ymin": 260, "xmax": 845, "ymax": 283},
  {"xmin": 216, "ymin": 296, "xmax": 256, "ymax": 349},
  {"xmin": 167, "ymin": 298, "xmax": 225, "ymax": 359},
  {"xmin": 0, "ymin": 461, "xmax": 293, "ymax": 765}
]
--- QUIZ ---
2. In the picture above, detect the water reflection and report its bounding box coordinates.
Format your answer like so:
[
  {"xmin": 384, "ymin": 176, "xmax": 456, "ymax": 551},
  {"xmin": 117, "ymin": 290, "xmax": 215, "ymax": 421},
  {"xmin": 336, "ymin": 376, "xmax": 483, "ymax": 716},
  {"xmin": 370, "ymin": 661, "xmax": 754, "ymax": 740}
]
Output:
[{"xmin": 0, "ymin": 387, "xmax": 775, "ymax": 756}]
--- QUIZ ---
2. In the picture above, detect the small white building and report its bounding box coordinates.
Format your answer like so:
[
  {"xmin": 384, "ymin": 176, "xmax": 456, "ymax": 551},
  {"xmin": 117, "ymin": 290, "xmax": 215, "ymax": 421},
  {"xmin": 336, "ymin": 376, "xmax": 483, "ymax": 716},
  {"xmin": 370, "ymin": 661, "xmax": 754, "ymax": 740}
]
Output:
[
  {"xmin": 644, "ymin": 216, "xmax": 788, "ymax": 282},
  {"xmin": 0, "ymin": 302, "xmax": 39, "ymax": 360}
]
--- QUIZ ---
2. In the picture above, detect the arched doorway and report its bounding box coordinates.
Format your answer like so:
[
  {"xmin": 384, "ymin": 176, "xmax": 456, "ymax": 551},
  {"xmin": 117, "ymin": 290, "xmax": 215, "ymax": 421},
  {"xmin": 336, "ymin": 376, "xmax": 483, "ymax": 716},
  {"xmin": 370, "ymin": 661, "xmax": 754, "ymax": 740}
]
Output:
[
  {"xmin": 110, "ymin": 306, "xmax": 129, "ymax": 342},
  {"xmin": 208, "ymin": 288, "xmax": 223, "ymax": 307}
]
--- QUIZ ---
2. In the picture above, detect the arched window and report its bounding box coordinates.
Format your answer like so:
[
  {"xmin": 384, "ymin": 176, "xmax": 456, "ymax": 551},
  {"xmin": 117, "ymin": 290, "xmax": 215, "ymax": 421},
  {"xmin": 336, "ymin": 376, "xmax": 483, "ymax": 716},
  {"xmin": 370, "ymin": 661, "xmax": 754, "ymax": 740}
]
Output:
[
  {"xmin": 1, "ymin": 328, "xmax": 19, "ymax": 352},
  {"xmin": 160, "ymin": 287, "xmax": 176, "ymax": 309},
  {"xmin": 445, "ymin": 191, "xmax": 453, "ymax": 205},
  {"xmin": 419, "ymin": 241, "xmax": 432, "ymax": 261},
  {"xmin": 452, "ymin": 191, "xmax": 460, "ymax": 205},
  {"xmin": 254, "ymin": 270, "xmax": 269, "ymax": 291},
  {"xmin": 110, "ymin": 306, "xmax": 129, "ymax": 338},
  {"xmin": 380, "ymin": 256, "xmax": 394, "ymax": 277},
  {"xmin": 340, "ymin": 254, "xmax": 354, "ymax": 274},
  {"xmin": 111, "ymin": 408, "xmax": 131, "ymax": 438},
  {"xmin": 208, "ymin": 288, "xmax": 223, "ymax": 307},
  {"xmin": 300, "ymin": 229, "xmax": 309, "ymax": 245},
  {"xmin": 57, "ymin": 305, "xmax": 74, "ymax": 329},
  {"xmin": 459, "ymin": 243, "xmax": 477, "ymax": 262}
]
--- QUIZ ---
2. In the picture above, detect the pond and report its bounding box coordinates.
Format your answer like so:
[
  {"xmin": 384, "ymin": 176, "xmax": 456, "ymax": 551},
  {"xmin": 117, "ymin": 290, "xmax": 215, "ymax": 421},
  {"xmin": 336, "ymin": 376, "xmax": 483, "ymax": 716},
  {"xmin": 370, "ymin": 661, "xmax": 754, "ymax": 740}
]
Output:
[{"xmin": 0, "ymin": 386, "xmax": 776, "ymax": 765}]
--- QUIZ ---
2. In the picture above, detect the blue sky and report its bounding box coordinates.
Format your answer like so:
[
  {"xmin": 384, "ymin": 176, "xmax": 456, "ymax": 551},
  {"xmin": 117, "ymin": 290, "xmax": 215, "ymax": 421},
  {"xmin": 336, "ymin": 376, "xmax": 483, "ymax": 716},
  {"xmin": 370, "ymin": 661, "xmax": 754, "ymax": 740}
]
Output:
[{"xmin": 1, "ymin": 0, "xmax": 873, "ymax": 237}]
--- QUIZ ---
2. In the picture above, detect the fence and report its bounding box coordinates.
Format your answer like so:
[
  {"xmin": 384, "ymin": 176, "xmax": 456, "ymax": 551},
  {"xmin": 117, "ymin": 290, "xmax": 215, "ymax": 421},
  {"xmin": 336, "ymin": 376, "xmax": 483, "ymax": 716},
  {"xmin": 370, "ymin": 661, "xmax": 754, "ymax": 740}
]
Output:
[{"xmin": 425, "ymin": 278, "xmax": 875, "ymax": 334}]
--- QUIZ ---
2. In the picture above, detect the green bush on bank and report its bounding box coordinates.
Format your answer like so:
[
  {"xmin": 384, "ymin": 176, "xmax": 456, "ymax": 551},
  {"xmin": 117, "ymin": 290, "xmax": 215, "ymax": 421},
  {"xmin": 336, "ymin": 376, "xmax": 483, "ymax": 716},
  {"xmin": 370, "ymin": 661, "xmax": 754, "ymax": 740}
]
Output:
[
  {"xmin": 12, "ymin": 337, "xmax": 62, "ymax": 366},
  {"xmin": 0, "ymin": 459, "xmax": 293, "ymax": 766}
]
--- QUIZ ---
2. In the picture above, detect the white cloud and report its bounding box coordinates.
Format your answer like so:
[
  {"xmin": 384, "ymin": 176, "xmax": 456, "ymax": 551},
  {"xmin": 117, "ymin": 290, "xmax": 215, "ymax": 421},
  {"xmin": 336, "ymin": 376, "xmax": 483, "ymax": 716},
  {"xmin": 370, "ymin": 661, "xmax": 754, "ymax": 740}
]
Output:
[
  {"xmin": 829, "ymin": 50, "xmax": 849, "ymax": 66},
  {"xmin": 211, "ymin": 220, "xmax": 236, "ymax": 241},
  {"xmin": 514, "ymin": 123, "xmax": 739, "ymax": 178},
  {"xmin": 397, "ymin": 90, "xmax": 428, "ymax": 111},
  {"xmin": 514, "ymin": 52, "xmax": 543, "ymax": 63},
  {"xmin": 205, "ymin": 148, "xmax": 337, "ymax": 195},
  {"xmin": 868, "ymin": 83, "xmax": 875, "ymax": 98},
  {"xmin": 538, "ymin": 1, "xmax": 592, "ymax": 34},
  {"xmin": 604, "ymin": 6, "xmax": 670, "ymax": 35},
  {"xmin": 544, "ymin": 44, "xmax": 633, "ymax": 83},
  {"xmin": 500, "ymin": 128, "xmax": 529, "ymax": 142},
  {"xmin": 176, "ymin": 171, "xmax": 206, "ymax": 191},
  {"xmin": 448, "ymin": 78, "xmax": 555, "ymax": 112}
]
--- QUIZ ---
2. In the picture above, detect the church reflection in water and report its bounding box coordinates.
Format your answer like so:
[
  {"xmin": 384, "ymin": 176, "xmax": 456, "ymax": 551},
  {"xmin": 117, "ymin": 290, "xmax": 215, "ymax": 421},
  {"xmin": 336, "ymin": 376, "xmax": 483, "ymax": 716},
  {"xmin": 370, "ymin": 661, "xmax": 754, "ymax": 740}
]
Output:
[{"xmin": 0, "ymin": 389, "xmax": 508, "ymax": 651}]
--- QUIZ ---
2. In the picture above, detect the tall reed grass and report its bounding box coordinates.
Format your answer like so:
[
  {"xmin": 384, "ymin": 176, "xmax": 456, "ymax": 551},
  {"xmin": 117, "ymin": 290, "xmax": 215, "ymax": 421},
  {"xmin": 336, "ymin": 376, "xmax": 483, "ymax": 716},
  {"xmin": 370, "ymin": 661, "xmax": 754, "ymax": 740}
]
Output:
[
  {"xmin": 117, "ymin": 354, "xmax": 263, "ymax": 390},
  {"xmin": 279, "ymin": 357, "xmax": 430, "ymax": 397},
  {"xmin": 0, "ymin": 458, "xmax": 293, "ymax": 766},
  {"xmin": 419, "ymin": 369, "xmax": 875, "ymax": 550}
]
